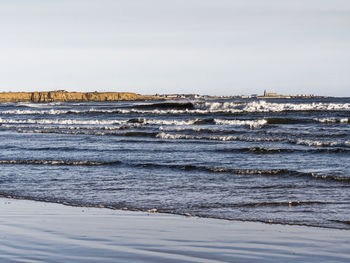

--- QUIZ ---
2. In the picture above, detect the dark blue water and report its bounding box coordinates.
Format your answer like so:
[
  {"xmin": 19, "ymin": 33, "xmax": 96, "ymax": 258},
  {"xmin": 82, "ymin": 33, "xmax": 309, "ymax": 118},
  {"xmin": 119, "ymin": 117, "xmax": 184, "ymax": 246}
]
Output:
[{"xmin": 0, "ymin": 97, "xmax": 349, "ymax": 229}]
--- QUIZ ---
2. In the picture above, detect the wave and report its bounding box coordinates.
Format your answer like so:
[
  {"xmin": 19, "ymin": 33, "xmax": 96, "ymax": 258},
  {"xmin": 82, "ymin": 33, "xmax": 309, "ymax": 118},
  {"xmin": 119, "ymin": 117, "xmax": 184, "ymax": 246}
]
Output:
[
  {"xmin": 136, "ymin": 163, "xmax": 350, "ymax": 182},
  {"xmin": 265, "ymin": 118, "xmax": 311, "ymax": 125},
  {"xmin": 214, "ymin": 119, "xmax": 267, "ymax": 128},
  {"xmin": 193, "ymin": 100, "xmax": 350, "ymax": 113},
  {"xmin": 0, "ymin": 117, "xmax": 200, "ymax": 126},
  {"xmin": 240, "ymin": 100, "xmax": 350, "ymax": 112},
  {"xmin": 17, "ymin": 102, "xmax": 62, "ymax": 108},
  {"xmin": 127, "ymin": 118, "xmax": 200, "ymax": 126},
  {"xmin": 0, "ymin": 117, "xmax": 127, "ymax": 125},
  {"xmin": 0, "ymin": 109, "xmax": 71, "ymax": 115},
  {"xmin": 3, "ymin": 100, "xmax": 350, "ymax": 116},
  {"xmin": 217, "ymin": 147, "xmax": 350, "ymax": 154},
  {"xmin": 10, "ymin": 126, "xmax": 350, "ymax": 148},
  {"xmin": 0, "ymin": 117, "xmax": 272, "ymax": 128},
  {"xmin": 157, "ymin": 132, "xmax": 350, "ymax": 147},
  {"xmin": 193, "ymin": 201, "xmax": 328, "ymax": 209},
  {"xmin": 158, "ymin": 126, "xmax": 243, "ymax": 134},
  {"xmin": 156, "ymin": 132, "xmax": 283, "ymax": 142},
  {"xmin": 294, "ymin": 139, "xmax": 350, "ymax": 148},
  {"xmin": 17, "ymin": 129, "xmax": 158, "ymax": 138},
  {"xmin": 315, "ymin": 118, "xmax": 350, "ymax": 124},
  {"xmin": 264, "ymin": 130, "xmax": 350, "ymax": 139},
  {"xmin": 0, "ymin": 160, "xmax": 121, "ymax": 166},
  {"xmin": 0, "ymin": 159, "xmax": 349, "ymax": 185},
  {"xmin": 134, "ymin": 102, "xmax": 194, "ymax": 110},
  {"xmin": 1, "ymin": 124, "xmax": 132, "ymax": 131}
]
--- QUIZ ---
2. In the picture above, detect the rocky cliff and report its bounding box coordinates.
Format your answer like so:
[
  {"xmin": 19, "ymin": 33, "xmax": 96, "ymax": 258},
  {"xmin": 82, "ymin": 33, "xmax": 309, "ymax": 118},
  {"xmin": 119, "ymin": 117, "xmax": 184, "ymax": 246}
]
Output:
[{"xmin": 0, "ymin": 91, "xmax": 154, "ymax": 103}]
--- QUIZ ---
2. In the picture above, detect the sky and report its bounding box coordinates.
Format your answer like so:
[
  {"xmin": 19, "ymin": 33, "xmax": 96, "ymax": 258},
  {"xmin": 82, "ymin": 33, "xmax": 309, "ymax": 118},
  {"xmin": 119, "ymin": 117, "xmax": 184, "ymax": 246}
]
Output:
[{"xmin": 0, "ymin": 0, "xmax": 349, "ymax": 96}]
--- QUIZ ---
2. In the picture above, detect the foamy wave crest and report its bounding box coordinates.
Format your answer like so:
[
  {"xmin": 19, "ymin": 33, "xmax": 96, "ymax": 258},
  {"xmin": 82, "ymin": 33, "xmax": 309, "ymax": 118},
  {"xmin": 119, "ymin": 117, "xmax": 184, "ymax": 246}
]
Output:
[
  {"xmin": 294, "ymin": 139, "xmax": 350, "ymax": 147},
  {"xmin": 0, "ymin": 160, "xmax": 120, "ymax": 166},
  {"xmin": 242, "ymin": 101, "xmax": 350, "ymax": 112},
  {"xmin": 158, "ymin": 126, "xmax": 236, "ymax": 133},
  {"xmin": 131, "ymin": 118, "xmax": 198, "ymax": 126},
  {"xmin": 1, "ymin": 124, "xmax": 130, "ymax": 131},
  {"xmin": 214, "ymin": 119, "xmax": 267, "ymax": 128},
  {"xmin": 0, "ymin": 108, "xmax": 210, "ymax": 115},
  {"xmin": 0, "ymin": 118, "xmax": 127, "ymax": 125},
  {"xmin": 202, "ymin": 102, "xmax": 243, "ymax": 113},
  {"xmin": 315, "ymin": 118, "xmax": 349, "ymax": 123},
  {"xmin": 139, "ymin": 118, "xmax": 266, "ymax": 128},
  {"xmin": 17, "ymin": 102, "xmax": 62, "ymax": 108},
  {"xmin": 156, "ymin": 132, "xmax": 283, "ymax": 142},
  {"xmin": 17, "ymin": 129, "xmax": 158, "ymax": 138},
  {"xmin": 0, "ymin": 108, "xmax": 128, "ymax": 115},
  {"xmin": 0, "ymin": 109, "xmax": 69, "ymax": 115}
]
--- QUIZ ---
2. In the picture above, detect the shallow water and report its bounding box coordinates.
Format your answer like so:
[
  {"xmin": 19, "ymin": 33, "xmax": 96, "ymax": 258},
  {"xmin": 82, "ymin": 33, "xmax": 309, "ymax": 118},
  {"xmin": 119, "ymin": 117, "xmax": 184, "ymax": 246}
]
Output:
[
  {"xmin": 1, "ymin": 198, "xmax": 350, "ymax": 263},
  {"xmin": 0, "ymin": 97, "xmax": 349, "ymax": 229}
]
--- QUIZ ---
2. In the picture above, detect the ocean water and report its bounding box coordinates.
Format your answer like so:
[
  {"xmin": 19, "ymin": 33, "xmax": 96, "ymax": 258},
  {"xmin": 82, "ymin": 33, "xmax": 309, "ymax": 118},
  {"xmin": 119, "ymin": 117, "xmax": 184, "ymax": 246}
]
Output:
[{"xmin": 0, "ymin": 97, "xmax": 349, "ymax": 229}]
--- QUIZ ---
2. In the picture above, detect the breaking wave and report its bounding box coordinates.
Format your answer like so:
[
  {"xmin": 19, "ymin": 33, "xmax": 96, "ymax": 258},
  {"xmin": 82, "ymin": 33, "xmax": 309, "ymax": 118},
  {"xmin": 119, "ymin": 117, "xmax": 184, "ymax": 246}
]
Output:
[
  {"xmin": 0, "ymin": 117, "xmax": 269, "ymax": 128},
  {"xmin": 3, "ymin": 100, "xmax": 350, "ymax": 116},
  {"xmin": 240, "ymin": 100, "xmax": 350, "ymax": 112},
  {"xmin": 0, "ymin": 117, "xmax": 127, "ymax": 125},
  {"xmin": 134, "ymin": 102, "xmax": 194, "ymax": 110},
  {"xmin": 294, "ymin": 139, "xmax": 350, "ymax": 148},
  {"xmin": 315, "ymin": 118, "xmax": 350, "ymax": 124},
  {"xmin": 0, "ymin": 160, "xmax": 121, "ymax": 166}
]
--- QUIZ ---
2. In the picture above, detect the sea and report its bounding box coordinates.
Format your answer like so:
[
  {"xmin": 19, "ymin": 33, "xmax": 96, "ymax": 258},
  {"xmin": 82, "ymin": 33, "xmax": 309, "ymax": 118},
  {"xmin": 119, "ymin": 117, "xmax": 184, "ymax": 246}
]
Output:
[{"xmin": 0, "ymin": 97, "xmax": 349, "ymax": 229}]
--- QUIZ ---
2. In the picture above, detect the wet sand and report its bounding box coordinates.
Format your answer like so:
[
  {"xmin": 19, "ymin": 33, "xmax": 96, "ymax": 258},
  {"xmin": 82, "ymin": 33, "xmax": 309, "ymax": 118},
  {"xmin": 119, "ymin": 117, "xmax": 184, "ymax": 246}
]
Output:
[{"xmin": 0, "ymin": 198, "xmax": 349, "ymax": 263}]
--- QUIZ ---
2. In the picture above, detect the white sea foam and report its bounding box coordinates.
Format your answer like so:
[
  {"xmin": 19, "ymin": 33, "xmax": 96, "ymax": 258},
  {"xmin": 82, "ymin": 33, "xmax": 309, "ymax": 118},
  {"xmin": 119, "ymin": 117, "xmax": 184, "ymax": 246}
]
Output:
[
  {"xmin": 242, "ymin": 101, "xmax": 350, "ymax": 112},
  {"xmin": 0, "ymin": 118, "xmax": 127, "ymax": 125},
  {"xmin": 203, "ymin": 102, "xmax": 242, "ymax": 113},
  {"xmin": 1, "ymin": 124, "xmax": 129, "ymax": 131},
  {"xmin": 294, "ymin": 139, "xmax": 350, "ymax": 147},
  {"xmin": 315, "ymin": 118, "xmax": 349, "ymax": 123},
  {"xmin": 17, "ymin": 102, "xmax": 63, "ymax": 108},
  {"xmin": 156, "ymin": 132, "xmax": 239, "ymax": 141},
  {"xmin": 158, "ymin": 126, "xmax": 227, "ymax": 132},
  {"xmin": 156, "ymin": 132, "xmax": 349, "ymax": 147},
  {"xmin": 4, "ymin": 100, "xmax": 350, "ymax": 116},
  {"xmin": 156, "ymin": 132, "xmax": 284, "ymax": 142},
  {"xmin": 0, "ymin": 109, "xmax": 69, "ymax": 115},
  {"xmin": 0, "ymin": 108, "xmax": 122, "ymax": 115},
  {"xmin": 137, "ymin": 118, "xmax": 267, "ymax": 128},
  {"xmin": 214, "ymin": 119, "xmax": 267, "ymax": 128},
  {"xmin": 137, "ymin": 118, "xmax": 197, "ymax": 126}
]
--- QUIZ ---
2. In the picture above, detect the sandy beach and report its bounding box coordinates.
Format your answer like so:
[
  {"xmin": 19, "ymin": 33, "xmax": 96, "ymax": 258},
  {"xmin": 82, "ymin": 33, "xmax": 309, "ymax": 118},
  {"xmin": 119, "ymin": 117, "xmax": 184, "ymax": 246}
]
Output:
[{"xmin": 0, "ymin": 198, "xmax": 349, "ymax": 263}]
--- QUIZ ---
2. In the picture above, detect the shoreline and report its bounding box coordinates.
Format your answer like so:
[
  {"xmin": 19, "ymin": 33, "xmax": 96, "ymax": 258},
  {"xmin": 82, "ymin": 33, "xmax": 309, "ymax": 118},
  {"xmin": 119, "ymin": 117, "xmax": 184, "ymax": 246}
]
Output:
[
  {"xmin": 1, "ymin": 198, "xmax": 349, "ymax": 263},
  {"xmin": 1, "ymin": 194, "xmax": 349, "ymax": 231}
]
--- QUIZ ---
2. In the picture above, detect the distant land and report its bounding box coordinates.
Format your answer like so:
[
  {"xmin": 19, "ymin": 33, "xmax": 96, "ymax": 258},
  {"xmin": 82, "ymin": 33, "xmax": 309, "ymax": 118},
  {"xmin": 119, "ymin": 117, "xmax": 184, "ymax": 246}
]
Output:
[
  {"xmin": 156, "ymin": 90, "xmax": 330, "ymax": 100},
  {"xmin": 257, "ymin": 90, "xmax": 329, "ymax": 99},
  {"xmin": 0, "ymin": 90, "xmax": 155, "ymax": 103},
  {"xmin": 0, "ymin": 90, "xmax": 330, "ymax": 103}
]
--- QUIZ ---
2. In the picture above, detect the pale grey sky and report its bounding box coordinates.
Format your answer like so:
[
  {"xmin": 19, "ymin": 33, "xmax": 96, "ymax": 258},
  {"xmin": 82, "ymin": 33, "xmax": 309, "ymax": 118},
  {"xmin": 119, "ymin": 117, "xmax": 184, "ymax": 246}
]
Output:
[{"xmin": 0, "ymin": 0, "xmax": 349, "ymax": 96}]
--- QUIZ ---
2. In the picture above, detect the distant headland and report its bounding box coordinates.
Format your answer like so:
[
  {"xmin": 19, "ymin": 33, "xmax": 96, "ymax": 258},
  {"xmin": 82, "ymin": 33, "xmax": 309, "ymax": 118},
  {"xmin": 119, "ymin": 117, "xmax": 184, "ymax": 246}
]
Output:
[
  {"xmin": 0, "ymin": 90, "xmax": 155, "ymax": 103},
  {"xmin": 257, "ymin": 90, "xmax": 328, "ymax": 99}
]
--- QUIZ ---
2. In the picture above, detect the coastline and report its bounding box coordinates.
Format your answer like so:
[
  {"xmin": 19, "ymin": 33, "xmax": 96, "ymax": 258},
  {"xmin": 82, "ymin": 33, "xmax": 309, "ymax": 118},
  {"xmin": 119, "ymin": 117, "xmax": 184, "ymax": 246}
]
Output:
[
  {"xmin": 1, "ymin": 198, "xmax": 349, "ymax": 263},
  {"xmin": 0, "ymin": 91, "xmax": 156, "ymax": 103}
]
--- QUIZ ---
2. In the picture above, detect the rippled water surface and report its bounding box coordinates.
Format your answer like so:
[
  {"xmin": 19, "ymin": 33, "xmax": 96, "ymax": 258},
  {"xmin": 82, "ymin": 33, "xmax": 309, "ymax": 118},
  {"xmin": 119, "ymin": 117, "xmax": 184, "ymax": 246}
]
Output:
[{"xmin": 0, "ymin": 97, "xmax": 349, "ymax": 229}]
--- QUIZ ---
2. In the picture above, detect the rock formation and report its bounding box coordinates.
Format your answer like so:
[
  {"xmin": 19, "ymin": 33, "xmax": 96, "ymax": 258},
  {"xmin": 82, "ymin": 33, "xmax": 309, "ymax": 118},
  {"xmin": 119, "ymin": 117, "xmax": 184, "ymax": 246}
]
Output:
[{"xmin": 0, "ymin": 91, "xmax": 154, "ymax": 103}]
